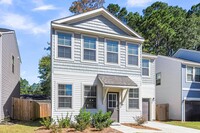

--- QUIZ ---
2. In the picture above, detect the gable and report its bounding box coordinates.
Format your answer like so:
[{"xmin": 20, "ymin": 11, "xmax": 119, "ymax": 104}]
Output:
[
  {"xmin": 52, "ymin": 8, "xmax": 143, "ymax": 40},
  {"xmin": 68, "ymin": 15, "xmax": 129, "ymax": 36}
]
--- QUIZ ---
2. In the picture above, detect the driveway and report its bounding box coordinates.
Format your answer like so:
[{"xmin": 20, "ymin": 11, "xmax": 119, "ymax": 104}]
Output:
[{"xmin": 111, "ymin": 121, "xmax": 200, "ymax": 133}]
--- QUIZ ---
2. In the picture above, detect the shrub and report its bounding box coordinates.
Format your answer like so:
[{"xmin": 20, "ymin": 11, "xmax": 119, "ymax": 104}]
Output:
[
  {"xmin": 57, "ymin": 113, "xmax": 71, "ymax": 128},
  {"xmin": 133, "ymin": 116, "xmax": 147, "ymax": 125},
  {"xmin": 92, "ymin": 110, "xmax": 114, "ymax": 131},
  {"xmin": 51, "ymin": 123, "xmax": 62, "ymax": 133},
  {"xmin": 74, "ymin": 109, "xmax": 91, "ymax": 131},
  {"xmin": 40, "ymin": 117, "xmax": 53, "ymax": 129}
]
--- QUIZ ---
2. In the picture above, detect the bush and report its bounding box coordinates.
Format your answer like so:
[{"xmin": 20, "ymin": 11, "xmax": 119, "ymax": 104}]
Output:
[
  {"xmin": 57, "ymin": 113, "xmax": 71, "ymax": 128},
  {"xmin": 133, "ymin": 116, "xmax": 147, "ymax": 125},
  {"xmin": 92, "ymin": 110, "xmax": 114, "ymax": 131},
  {"xmin": 50, "ymin": 123, "xmax": 62, "ymax": 133},
  {"xmin": 40, "ymin": 117, "xmax": 53, "ymax": 129},
  {"xmin": 74, "ymin": 109, "xmax": 91, "ymax": 131}
]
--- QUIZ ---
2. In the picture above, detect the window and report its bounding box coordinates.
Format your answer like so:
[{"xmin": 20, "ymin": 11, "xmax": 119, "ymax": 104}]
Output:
[
  {"xmin": 195, "ymin": 68, "xmax": 200, "ymax": 82},
  {"xmin": 187, "ymin": 66, "xmax": 193, "ymax": 81},
  {"xmin": 129, "ymin": 88, "xmax": 139, "ymax": 109},
  {"xmin": 156, "ymin": 73, "xmax": 161, "ymax": 86},
  {"xmin": 83, "ymin": 36, "xmax": 96, "ymax": 61},
  {"xmin": 58, "ymin": 84, "xmax": 72, "ymax": 108},
  {"xmin": 127, "ymin": 43, "xmax": 139, "ymax": 66},
  {"xmin": 107, "ymin": 40, "xmax": 118, "ymax": 64},
  {"xmin": 187, "ymin": 66, "xmax": 200, "ymax": 82},
  {"xmin": 84, "ymin": 85, "xmax": 97, "ymax": 109},
  {"xmin": 142, "ymin": 59, "xmax": 150, "ymax": 76},
  {"xmin": 57, "ymin": 32, "xmax": 72, "ymax": 58},
  {"xmin": 12, "ymin": 56, "xmax": 14, "ymax": 73}
]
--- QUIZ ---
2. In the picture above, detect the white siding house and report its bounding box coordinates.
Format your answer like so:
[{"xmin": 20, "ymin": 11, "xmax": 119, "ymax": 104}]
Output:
[
  {"xmin": 0, "ymin": 28, "xmax": 21, "ymax": 121},
  {"xmin": 51, "ymin": 8, "xmax": 156, "ymax": 123}
]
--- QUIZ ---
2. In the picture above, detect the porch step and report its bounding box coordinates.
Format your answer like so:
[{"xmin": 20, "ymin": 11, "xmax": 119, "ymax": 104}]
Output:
[{"xmin": 111, "ymin": 122, "xmax": 121, "ymax": 126}]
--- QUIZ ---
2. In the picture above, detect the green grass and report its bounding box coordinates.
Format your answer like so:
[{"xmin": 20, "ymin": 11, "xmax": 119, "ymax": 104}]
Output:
[
  {"xmin": 165, "ymin": 121, "xmax": 200, "ymax": 130},
  {"xmin": 0, "ymin": 120, "xmax": 41, "ymax": 133}
]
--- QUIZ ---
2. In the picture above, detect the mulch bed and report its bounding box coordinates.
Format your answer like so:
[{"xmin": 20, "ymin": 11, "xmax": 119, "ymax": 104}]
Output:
[
  {"xmin": 122, "ymin": 123, "xmax": 160, "ymax": 131},
  {"xmin": 35, "ymin": 127, "xmax": 122, "ymax": 133}
]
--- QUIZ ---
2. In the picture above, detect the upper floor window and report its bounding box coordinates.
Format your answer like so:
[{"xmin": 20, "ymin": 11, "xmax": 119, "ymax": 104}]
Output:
[
  {"xmin": 84, "ymin": 85, "xmax": 97, "ymax": 109},
  {"xmin": 129, "ymin": 88, "xmax": 139, "ymax": 109},
  {"xmin": 57, "ymin": 32, "xmax": 72, "ymax": 59},
  {"xmin": 12, "ymin": 56, "xmax": 14, "ymax": 73},
  {"xmin": 83, "ymin": 36, "xmax": 96, "ymax": 61},
  {"xmin": 156, "ymin": 72, "xmax": 161, "ymax": 86},
  {"xmin": 107, "ymin": 40, "xmax": 118, "ymax": 64},
  {"xmin": 142, "ymin": 59, "xmax": 150, "ymax": 76},
  {"xmin": 128, "ymin": 43, "xmax": 138, "ymax": 66},
  {"xmin": 187, "ymin": 66, "xmax": 200, "ymax": 82},
  {"xmin": 58, "ymin": 84, "xmax": 72, "ymax": 108}
]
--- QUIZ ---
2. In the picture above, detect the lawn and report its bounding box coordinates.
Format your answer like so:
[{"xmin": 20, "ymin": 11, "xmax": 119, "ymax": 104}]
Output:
[
  {"xmin": 165, "ymin": 121, "xmax": 200, "ymax": 130},
  {"xmin": 0, "ymin": 121, "xmax": 41, "ymax": 133}
]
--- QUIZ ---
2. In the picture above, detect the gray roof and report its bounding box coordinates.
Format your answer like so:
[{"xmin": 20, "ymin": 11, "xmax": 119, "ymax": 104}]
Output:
[
  {"xmin": 98, "ymin": 74, "xmax": 137, "ymax": 88},
  {"xmin": 0, "ymin": 28, "xmax": 13, "ymax": 32}
]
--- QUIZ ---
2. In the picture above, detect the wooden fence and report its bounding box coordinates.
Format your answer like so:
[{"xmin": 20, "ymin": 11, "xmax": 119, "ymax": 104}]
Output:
[
  {"xmin": 12, "ymin": 97, "xmax": 51, "ymax": 121},
  {"xmin": 156, "ymin": 104, "xmax": 169, "ymax": 121}
]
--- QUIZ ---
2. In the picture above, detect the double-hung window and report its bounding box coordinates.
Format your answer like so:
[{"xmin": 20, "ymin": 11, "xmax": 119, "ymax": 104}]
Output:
[
  {"xmin": 187, "ymin": 66, "xmax": 194, "ymax": 81},
  {"xmin": 129, "ymin": 88, "xmax": 139, "ymax": 109},
  {"xmin": 83, "ymin": 36, "xmax": 96, "ymax": 61},
  {"xmin": 142, "ymin": 59, "xmax": 150, "ymax": 76},
  {"xmin": 107, "ymin": 40, "xmax": 118, "ymax": 64},
  {"xmin": 58, "ymin": 84, "xmax": 72, "ymax": 108},
  {"xmin": 128, "ymin": 43, "xmax": 139, "ymax": 66},
  {"xmin": 57, "ymin": 32, "xmax": 72, "ymax": 59},
  {"xmin": 187, "ymin": 66, "xmax": 200, "ymax": 82},
  {"xmin": 84, "ymin": 85, "xmax": 97, "ymax": 109}
]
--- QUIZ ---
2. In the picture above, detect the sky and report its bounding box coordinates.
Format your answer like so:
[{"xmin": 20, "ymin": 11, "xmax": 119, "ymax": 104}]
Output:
[{"xmin": 0, "ymin": 0, "xmax": 199, "ymax": 84}]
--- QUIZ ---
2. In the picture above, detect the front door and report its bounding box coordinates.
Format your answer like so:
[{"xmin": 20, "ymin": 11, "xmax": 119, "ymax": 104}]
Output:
[
  {"xmin": 107, "ymin": 93, "xmax": 119, "ymax": 122},
  {"xmin": 142, "ymin": 98, "xmax": 150, "ymax": 121}
]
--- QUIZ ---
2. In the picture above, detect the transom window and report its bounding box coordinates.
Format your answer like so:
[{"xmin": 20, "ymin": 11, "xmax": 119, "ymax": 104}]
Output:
[
  {"xmin": 156, "ymin": 73, "xmax": 161, "ymax": 86},
  {"xmin": 58, "ymin": 84, "xmax": 72, "ymax": 108},
  {"xmin": 129, "ymin": 88, "xmax": 139, "ymax": 109},
  {"xmin": 84, "ymin": 85, "xmax": 97, "ymax": 109},
  {"xmin": 57, "ymin": 32, "xmax": 72, "ymax": 58},
  {"xmin": 142, "ymin": 59, "xmax": 150, "ymax": 76},
  {"xmin": 83, "ymin": 36, "xmax": 96, "ymax": 61},
  {"xmin": 107, "ymin": 40, "xmax": 118, "ymax": 64},
  {"xmin": 128, "ymin": 43, "xmax": 139, "ymax": 66},
  {"xmin": 187, "ymin": 66, "xmax": 200, "ymax": 82}
]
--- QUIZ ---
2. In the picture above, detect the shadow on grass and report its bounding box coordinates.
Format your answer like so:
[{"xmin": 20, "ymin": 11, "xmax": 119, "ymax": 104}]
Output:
[{"xmin": 10, "ymin": 119, "xmax": 42, "ymax": 127}]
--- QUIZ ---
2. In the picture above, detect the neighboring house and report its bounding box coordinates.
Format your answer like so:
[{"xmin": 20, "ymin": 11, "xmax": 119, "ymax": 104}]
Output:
[
  {"xmin": 51, "ymin": 8, "xmax": 156, "ymax": 123},
  {"xmin": 0, "ymin": 28, "xmax": 21, "ymax": 121},
  {"xmin": 156, "ymin": 49, "xmax": 200, "ymax": 121}
]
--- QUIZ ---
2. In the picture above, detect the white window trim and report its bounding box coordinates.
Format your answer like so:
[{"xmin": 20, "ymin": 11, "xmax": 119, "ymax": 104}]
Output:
[
  {"xmin": 55, "ymin": 82, "xmax": 74, "ymax": 111},
  {"xmin": 186, "ymin": 65, "xmax": 200, "ymax": 83},
  {"xmin": 142, "ymin": 58, "xmax": 151, "ymax": 77},
  {"xmin": 81, "ymin": 83, "xmax": 98, "ymax": 110},
  {"xmin": 55, "ymin": 30, "xmax": 74, "ymax": 61},
  {"xmin": 81, "ymin": 34, "xmax": 98, "ymax": 63},
  {"xmin": 107, "ymin": 93, "xmax": 118, "ymax": 109},
  {"xmin": 127, "ymin": 88, "xmax": 140, "ymax": 111},
  {"xmin": 126, "ymin": 42, "xmax": 140, "ymax": 68},
  {"xmin": 104, "ymin": 38, "xmax": 120, "ymax": 66},
  {"xmin": 156, "ymin": 72, "xmax": 161, "ymax": 86}
]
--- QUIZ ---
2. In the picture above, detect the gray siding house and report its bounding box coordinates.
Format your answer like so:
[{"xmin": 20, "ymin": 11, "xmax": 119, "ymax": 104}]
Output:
[
  {"xmin": 51, "ymin": 8, "xmax": 156, "ymax": 123},
  {"xmin": 156, "ymin": 49, "xmax": 200, "ymax": 121},
  {"xmin": 0, "ymin": 28, "xmax": 21, "ymax": 121}
]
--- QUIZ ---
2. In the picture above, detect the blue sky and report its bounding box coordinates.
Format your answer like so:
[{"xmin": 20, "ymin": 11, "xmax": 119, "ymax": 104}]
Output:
[{"xmin": 0, "ymin": 0, "xmax": 199, "ymax": 84}]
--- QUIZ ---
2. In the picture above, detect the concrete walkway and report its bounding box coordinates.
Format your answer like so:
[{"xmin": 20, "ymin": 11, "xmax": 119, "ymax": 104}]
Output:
[{"xmin": 111, "ymin": 122, "xmax": 200, "ymax": 133}]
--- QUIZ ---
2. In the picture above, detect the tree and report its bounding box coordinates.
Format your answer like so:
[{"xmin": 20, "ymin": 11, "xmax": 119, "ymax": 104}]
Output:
[
  {"xmin": 38, "ymin": 45, "xmax": 51, "ymax": 96},
  {"xmin": 69, "ymin": 0, "xmax": 105, "ymax": 14},
  {"xmin": 20, "ymin": 78, "xmax": 31, "ymax": 94},
  {"xmin": 188, "ymin": 3, "xmax": 200, "ymax": 16}
]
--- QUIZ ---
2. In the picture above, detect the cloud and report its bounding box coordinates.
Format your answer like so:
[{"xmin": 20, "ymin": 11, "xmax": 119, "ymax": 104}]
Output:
[
  {"xmin": 32, "ymin": 4, "xmax": 57, "ymax": 11},
  {"xmin": 0, "ymin": 12, "xmax": 48, "ymax": 34},
  {"xmin": 127, "ymin": 0, "xmax": 157, "ymax": 7},
  {"xmin": 0, "ymin": 0, "xmax": 12, "ymax": 4}
]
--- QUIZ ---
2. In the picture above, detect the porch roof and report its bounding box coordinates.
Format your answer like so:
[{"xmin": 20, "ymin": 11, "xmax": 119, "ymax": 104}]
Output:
[{"xmin": 98, "ymin": 74, "xmax": 138, "ymax": 88}]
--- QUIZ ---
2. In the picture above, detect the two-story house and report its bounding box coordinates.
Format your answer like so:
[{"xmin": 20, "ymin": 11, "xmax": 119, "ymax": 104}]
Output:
[
  {"xmin": 156, "ymin": 49, "xmax": 200, "ymax": 121},
  {"xmin": 0, "ymin": 28, "xmax": 21, "ymax": 121},
  {"xmin": 51, "ymin": 8, "xmax": 156, "ymax": 123}
]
